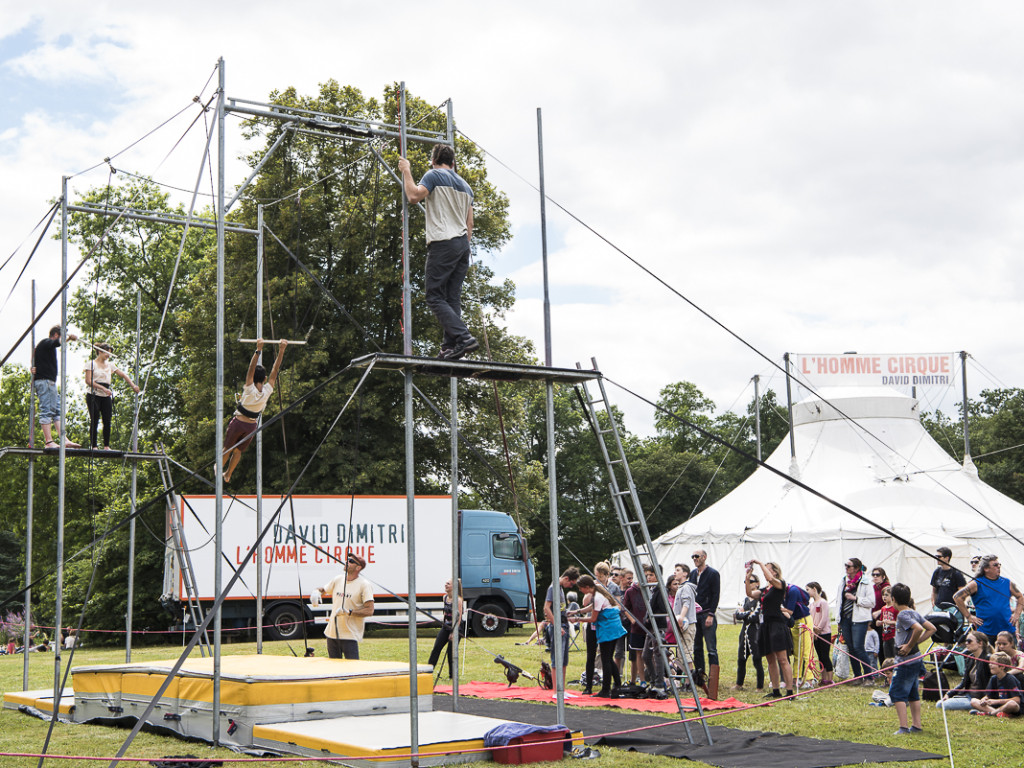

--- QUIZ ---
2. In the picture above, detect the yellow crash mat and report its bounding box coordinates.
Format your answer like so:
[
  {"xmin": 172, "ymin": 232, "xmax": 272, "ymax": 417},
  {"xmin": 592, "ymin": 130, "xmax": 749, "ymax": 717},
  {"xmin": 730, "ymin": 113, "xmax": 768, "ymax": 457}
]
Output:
[
  {"xmin": 73, "ymin": 655, "xmax": 432, "ymax": 706},
  {"xmin": 3, "ymin": 689, "xmax": 75, "ymax": 715}
]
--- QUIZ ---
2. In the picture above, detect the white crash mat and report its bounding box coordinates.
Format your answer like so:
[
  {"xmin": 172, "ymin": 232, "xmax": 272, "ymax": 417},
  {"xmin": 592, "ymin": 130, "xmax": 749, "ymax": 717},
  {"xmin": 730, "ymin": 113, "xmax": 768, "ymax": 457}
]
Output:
[{"xmin": 253, "ymin": 711, "xmax": 511, "ymax": 767}]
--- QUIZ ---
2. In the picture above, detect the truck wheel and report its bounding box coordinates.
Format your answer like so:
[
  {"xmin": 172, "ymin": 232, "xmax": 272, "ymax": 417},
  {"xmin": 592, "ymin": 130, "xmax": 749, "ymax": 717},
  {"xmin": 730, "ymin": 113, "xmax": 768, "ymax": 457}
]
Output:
[
  {"xmin": 471, "ymin": 603, "xmax": 508, "ymax": 638},
  {"xmin": 266, "ymin": 603, "xmax": 309, "ymax": 642}
]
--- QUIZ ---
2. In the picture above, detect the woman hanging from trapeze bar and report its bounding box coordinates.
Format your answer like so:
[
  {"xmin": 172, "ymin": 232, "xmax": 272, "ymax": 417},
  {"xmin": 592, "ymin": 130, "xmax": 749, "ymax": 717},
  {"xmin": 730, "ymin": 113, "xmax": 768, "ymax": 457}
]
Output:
[
  {"xmin": 222, "ymin": 338, "xmax": 288, "ymax": 483},
  {"xmin": 83, "ymin": 342, "xmax": 140, "ymax": 450}
]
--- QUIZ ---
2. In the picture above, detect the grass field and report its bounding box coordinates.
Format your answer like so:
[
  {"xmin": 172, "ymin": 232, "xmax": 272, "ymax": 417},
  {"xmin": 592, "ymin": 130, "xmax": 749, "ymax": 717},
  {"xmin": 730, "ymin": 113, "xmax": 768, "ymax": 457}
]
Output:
[{"xmin": 0, "ymin": 622, "xmax": 1013, "ymax": 767}]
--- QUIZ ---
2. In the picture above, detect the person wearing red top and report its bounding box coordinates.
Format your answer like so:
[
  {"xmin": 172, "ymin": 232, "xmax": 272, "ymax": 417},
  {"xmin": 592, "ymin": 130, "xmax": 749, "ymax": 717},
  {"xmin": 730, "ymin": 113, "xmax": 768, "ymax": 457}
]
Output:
[
  {"xmin": 870, "ymin": 567, "xmax": 891, "ymax": 665},
  {"xmin": 874, "ymin": 585, "xmax": 898, "ymax": 661}
]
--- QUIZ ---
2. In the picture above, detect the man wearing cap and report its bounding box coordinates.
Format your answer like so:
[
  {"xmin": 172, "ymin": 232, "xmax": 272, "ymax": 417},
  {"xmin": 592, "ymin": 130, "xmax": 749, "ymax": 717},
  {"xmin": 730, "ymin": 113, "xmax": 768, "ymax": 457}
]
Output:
[{"xmin": 315, "ymin": 552, "xmax": 375, "ymax": 659}]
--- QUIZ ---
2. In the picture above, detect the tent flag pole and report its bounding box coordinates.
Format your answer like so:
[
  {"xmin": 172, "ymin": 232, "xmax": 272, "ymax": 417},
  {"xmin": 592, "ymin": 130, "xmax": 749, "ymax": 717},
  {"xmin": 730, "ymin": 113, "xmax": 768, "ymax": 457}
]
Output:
[
  {"xmin": 783, "ymin": 353, "xmax": 798, "ymax": 479},
  {"xmin": 960, "ymin": 350, "xmax": 975, "ymax": 472},
  {"xmin": 752, "ymin": 374, "xmax": 762, "ymax": 462}
]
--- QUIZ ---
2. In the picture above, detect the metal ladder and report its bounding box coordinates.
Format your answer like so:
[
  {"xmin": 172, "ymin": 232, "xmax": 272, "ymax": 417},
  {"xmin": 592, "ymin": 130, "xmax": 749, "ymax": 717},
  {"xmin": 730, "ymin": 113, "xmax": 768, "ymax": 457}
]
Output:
[
  {"xmin": 157, "ymin": 454, "xmax": 212, "ymax": 656},
  {"xmin": 576, "ymin": 359, "xmax": 713, "ymax": 745}
]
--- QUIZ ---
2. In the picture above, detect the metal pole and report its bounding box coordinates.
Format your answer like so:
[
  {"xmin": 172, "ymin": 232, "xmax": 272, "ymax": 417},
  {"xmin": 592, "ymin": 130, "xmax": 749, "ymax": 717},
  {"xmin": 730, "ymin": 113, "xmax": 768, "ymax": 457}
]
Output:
[
  {"xmin": 212, "ymin": 57, "xmax": 226, "ymax": 745},
  {"xmin": 399, "ymin": 82, "xmax": 420, "ymax": 767},
  {"xmin": 256, "ymin": 204, "xmax": 264, "ymax": 654},
  {"xmin": 400, "ymin": 82, "xmax": 412, "ymax": 357},
  {"xmin": 752, "ymin": 374, "xmax": 762, "ymax": 463},
  {"xmin": 545, "ymin": 381, "xmax": 563, "ymax": 722},
  {"xmin": 446, "ymin": 100, "xmax": 454, "ymax": 148},
  {"xmin": 450, "ymin": 377, "xmax": 460, "ymax": 707},
  {"xmin": 538, "ymin": 107, "xmax": 563, "ymax": 720},
  {"xmin": 53, "ymin": 177, "xmax": 69, "ymax": 711},
  {"xmin": 24, "ymin": 281, "xmax": 35, "ymax": 688},
  {"xmin": 126, "ymin": 289, "xmax": 141, "ymax": 661},
  {"xmin": 960, "ymin": 351, "xmax": 971, "ymax": 461},
  {"xmin": 783, "ymin": 353, "xmax": 797, "ymax": 477},
  {"xmin": 538, "ymin": 109, "xmax": 551, "ymax": 368}
]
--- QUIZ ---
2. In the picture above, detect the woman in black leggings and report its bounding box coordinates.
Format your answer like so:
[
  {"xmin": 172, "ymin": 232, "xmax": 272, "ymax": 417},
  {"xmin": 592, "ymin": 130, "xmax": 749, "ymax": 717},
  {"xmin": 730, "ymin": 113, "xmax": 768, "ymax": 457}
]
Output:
[
  {"xmin": 83, "ymin": 343, "xmax": 139, "ymax": 449},
  {"xmin": 428, "ymin": 579, "xmax": 464, "ymax": 677},
  {"xmin": 576, "ymin": 575, "xmax": 626, "ymax": 698}
]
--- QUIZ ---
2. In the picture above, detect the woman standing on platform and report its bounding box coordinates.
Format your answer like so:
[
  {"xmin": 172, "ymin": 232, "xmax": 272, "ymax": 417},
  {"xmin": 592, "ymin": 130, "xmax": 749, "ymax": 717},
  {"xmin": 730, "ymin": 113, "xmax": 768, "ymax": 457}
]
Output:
[
  {"xmin": 84, "ymin": 343, "xmax": 139, "ymax": 450},
  {"xmin": 428, "ymin": 578, "xmax": 464, "ymax": 678}
]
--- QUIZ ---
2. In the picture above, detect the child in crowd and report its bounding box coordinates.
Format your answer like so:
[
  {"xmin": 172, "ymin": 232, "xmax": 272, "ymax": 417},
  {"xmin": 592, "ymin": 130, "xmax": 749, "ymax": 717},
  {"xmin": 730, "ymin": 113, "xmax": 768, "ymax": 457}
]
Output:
[
  {"xmin": 970, "ymin": 651, "xmax": 1022, "ymax": 717},
  {"xmin": 889, "ymin": 583, "xmax": 936, "ymax": 735},
  {"xmin": 994, "ymin": 631, "xmax": 1024, "ymax": 684},
  {"xmin": 807, "ymin": 582, "xmax": 834, "ymax": 686},
  {"xmin": 865, "ymin": 626, "xmax": 880, "ymax": 674},
  {"xmin": 874, "ymin": 586, "xmax": 897, "ymax": 661},
  {"xmin": 869, "ymin": 659, "xmax": 896, "ymax": 707}
]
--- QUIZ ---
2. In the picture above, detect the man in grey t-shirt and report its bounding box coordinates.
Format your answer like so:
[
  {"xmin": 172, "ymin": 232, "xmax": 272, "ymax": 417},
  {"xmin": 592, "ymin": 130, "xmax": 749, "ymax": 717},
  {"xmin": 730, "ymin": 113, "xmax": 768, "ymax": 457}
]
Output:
[{"xmin": 399, "ymin": 144, "xmax": 477, "ymax": 360}]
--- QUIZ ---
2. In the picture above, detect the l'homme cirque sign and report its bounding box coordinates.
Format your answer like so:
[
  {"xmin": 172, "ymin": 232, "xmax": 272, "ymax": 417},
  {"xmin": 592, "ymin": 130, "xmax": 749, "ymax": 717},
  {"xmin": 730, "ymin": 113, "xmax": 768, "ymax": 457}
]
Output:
[{"xmin": 793, "ymin": 353, "xmax": 956, "ymax": 388}]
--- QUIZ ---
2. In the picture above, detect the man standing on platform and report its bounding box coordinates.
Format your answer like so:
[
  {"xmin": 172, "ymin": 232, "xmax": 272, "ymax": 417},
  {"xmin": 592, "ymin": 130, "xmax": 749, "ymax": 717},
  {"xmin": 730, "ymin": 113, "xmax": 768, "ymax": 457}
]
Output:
[
  {"xmin": 32, "ymin": 325, "xmax": 80, "ymax": 449},
  {"xmin": 398, "ymin": 145, "xmax": 477, "ymax": 361},
  {"xmin": 689, "ymin": 549, "xmax": 721, "ymax": 699},
  {"xmin": 315, "ymin": 553, "xmax": 375, "ymax": 659}
]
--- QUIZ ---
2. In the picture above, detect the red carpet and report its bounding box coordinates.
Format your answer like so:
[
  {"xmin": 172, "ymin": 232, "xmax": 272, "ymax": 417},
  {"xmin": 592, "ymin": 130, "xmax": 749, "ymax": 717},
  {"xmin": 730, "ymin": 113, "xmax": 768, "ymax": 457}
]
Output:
[{"xmin": 434, "ymin": 681, "xmax": 744, "ymax": 713}]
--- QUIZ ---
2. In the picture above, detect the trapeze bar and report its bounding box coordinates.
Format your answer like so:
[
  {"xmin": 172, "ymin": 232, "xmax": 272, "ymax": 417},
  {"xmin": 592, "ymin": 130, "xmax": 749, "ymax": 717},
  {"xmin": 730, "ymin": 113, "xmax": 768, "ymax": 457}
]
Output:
[
  {"xmin": 67, "ymin": 204, "xmax": 258, "ymax": 235},
  {"xmin": 0, "ymin": 446, "xmax": 169, "ymax": 462},
  {"xmin": 237, "ymin": 338, "xmax": 307, "ymax": 345},
  {"xmin": 349, "ymin": 352, "xmax": 603, "ymax": 384}
]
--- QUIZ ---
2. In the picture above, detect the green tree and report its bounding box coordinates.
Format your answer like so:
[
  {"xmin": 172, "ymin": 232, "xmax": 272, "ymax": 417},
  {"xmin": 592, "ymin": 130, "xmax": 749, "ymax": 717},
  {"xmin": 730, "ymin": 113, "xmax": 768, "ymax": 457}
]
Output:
[
  {"xmin": 654, "ymin": 381, "xmax": 716, "ymax": 454},
  {"xmin": 958, "ymin": 389, "xmax": 1024, "ymax": 504},
  {"xmin": 172, "ymin": 81, "xmax": 525, "ymax": 498}
]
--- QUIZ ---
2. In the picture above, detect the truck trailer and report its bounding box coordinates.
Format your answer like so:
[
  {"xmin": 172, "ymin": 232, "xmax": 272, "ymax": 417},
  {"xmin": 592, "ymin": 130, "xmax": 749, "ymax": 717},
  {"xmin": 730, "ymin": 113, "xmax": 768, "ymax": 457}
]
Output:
[{"xmin": 163, "ymin": 495, "xmax": 536, "ymax": 641}]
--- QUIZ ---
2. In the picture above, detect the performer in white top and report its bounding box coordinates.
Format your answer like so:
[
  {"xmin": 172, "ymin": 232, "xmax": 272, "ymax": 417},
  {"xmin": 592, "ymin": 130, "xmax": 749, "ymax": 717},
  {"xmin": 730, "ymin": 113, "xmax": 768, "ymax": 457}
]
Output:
[
  {"xmin": 83, "ymin": 343, "xmax": 140, "ymax": 450},
  {"xmin": 222, "ymin": 338, "xmax": 287, "ymax": 483}
]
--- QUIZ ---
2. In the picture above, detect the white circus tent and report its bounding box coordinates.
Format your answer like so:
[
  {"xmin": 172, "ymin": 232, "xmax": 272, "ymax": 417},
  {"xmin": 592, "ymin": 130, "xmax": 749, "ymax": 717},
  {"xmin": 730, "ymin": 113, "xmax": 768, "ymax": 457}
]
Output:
[{"xmin": 637, "ymin": 386, "xmax": 1024, "ymax": 621}]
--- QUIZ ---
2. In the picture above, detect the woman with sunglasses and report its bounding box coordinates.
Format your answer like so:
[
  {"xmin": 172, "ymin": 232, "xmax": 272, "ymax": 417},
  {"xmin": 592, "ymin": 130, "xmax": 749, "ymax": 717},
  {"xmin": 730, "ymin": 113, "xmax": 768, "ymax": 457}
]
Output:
[
  {"xmin": 836, "ymin": 557, "xmax": 875, "ymax": 683},
  {"xmin": 937, "ymin": 631, "xmax": 991, "ymax": 710}
]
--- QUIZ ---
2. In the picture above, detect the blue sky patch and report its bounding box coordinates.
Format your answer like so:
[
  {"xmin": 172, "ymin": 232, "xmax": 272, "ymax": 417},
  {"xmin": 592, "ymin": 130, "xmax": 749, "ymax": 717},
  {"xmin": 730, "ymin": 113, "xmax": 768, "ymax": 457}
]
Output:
[{"xmin": 0, "ymin": 23, "xmax": 128, "ymax": 137}]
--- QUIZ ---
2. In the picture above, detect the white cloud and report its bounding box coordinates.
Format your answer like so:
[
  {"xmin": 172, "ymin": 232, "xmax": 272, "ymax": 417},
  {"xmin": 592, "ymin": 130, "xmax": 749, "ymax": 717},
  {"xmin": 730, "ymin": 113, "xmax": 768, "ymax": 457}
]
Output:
[{"xmin": 3, "ymin": 1, "xmax": 1024, "ymax": 438}]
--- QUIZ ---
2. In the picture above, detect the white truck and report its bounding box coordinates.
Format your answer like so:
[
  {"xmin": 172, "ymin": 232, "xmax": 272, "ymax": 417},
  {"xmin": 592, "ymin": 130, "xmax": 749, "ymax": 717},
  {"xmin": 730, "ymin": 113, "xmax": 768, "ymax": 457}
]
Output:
[{"xmin": 162, "ymin": 495, "xmax": 536, "ymax": 641}]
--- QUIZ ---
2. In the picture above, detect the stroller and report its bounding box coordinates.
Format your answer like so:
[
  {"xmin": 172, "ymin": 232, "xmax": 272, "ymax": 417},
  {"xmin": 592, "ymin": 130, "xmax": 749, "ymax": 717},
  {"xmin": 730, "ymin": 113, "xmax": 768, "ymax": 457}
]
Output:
[{"xmin": 924, "ymin": 603, "xmax": 969, "ymax": 675}]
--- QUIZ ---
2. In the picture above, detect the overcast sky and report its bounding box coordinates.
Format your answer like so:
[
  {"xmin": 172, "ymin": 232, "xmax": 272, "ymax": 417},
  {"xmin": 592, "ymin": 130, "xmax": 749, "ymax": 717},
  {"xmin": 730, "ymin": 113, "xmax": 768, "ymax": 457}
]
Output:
[{"xmin": 2, "ymin": 2, "xmax": 1022, "ymax": 438}]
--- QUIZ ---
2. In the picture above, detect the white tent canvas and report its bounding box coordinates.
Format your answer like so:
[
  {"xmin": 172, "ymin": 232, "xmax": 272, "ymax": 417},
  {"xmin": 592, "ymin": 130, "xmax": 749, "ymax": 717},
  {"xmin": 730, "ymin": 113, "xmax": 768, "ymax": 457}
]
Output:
[{"xmin": 635, "ymin": 386, "xmax": 1024, "ymax": 621}]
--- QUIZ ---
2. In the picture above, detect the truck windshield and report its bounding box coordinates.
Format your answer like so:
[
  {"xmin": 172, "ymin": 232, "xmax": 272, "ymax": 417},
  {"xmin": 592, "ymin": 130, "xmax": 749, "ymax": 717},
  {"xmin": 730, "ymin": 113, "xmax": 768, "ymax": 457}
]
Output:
[{"xmin": 492, "ymin": 534, "xmax": 523, "ymax": 561}]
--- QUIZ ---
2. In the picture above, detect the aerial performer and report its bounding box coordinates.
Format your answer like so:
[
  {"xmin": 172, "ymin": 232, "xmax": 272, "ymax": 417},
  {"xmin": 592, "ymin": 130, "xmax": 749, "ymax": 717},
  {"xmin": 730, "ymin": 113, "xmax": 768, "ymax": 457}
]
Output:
[
  {"xmin": 83, "ymin": 342, "xmax": 140, "ymax": 450},
  {"xmin": 398, "ymin": 144, "xmax": 477, "ymax": 361},
  {"xmin": 222, "ymin": 338, "xmax": 287, "ymax": 483}
]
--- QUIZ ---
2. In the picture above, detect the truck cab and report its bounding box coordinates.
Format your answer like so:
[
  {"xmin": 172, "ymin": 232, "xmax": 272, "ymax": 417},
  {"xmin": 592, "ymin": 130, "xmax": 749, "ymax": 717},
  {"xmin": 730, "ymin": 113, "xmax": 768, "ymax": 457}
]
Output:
[{"xmin": 460, "ymin": 509, "xmax": 535, "ymax": 637}]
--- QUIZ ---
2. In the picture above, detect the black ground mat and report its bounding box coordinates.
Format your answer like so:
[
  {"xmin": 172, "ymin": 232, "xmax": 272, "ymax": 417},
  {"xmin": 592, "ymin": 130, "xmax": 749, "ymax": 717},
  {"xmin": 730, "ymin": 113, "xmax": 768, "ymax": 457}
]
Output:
[{"xmin": 434, "ymin": 695, "xmax": 942, "ymax": 768}]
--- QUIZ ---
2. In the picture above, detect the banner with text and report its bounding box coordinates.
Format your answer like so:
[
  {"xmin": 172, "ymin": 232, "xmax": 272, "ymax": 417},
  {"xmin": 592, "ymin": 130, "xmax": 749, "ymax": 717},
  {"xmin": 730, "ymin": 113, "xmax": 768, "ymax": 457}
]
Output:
[{"xmin": 793, "ymin": 353, "xmax": 957, "ymax": 389}]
